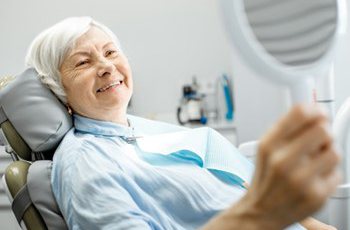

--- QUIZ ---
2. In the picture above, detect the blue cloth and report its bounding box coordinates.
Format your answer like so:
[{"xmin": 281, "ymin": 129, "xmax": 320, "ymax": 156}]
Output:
[{"xmin": 51, "ymin": 114, "xmax": 304, "ymax": 230}]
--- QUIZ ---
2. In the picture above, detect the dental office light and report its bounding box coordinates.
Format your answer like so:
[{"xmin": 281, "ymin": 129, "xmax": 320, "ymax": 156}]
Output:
[
  {"xmin": 220, "ymin": 0, "xmax": 346, "ymax": 104},
  {"xmin": 220, "ymin": 0, "xmax": 348, "ymax": 229}
]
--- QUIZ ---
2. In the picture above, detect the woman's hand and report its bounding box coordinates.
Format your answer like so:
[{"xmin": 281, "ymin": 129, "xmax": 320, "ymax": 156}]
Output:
[
  {"xmin": 301, "ymin": 217, "xmax": 337, "ymax": 230},
  {"xmin": 244, "ymin": 104, "xmax": 341, "ymax": 229},
  {"xmin": 202, "ymin": 105, "xmax": 341, "ymax": 230}
]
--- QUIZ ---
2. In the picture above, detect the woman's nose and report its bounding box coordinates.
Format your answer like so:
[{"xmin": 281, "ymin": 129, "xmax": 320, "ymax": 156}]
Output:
[{"xmin": 97, "ymin": 59, "xmax": 116, "ymax": 77}]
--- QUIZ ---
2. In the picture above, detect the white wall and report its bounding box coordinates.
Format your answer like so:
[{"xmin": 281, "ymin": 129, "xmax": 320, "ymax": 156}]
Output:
[{"xmin": 0, "ymin": 0, "xmax": 349, "ymax": 145}]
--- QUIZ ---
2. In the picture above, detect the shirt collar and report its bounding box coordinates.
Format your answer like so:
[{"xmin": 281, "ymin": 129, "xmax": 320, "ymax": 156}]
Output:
[{"xmin": 73, "ymin": 114, "xmax": 135, "ymax": 138}]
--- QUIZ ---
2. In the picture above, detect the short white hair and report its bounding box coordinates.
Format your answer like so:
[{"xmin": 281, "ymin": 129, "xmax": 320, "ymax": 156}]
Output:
[{"xmin": 25, "ymin": 16, "xmax": 121, "ymax": 104}]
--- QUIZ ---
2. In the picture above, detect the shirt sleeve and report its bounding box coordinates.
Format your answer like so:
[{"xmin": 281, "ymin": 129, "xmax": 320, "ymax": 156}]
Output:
[{"xmin": 61, "ymin": 142, "xmax": 160, "ymax": 230}]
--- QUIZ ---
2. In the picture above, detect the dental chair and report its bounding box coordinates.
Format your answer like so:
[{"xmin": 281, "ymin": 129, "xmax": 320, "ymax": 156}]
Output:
[{"xmin": 0, "ymin": 68, "xmax": 71, "ymax": 230}]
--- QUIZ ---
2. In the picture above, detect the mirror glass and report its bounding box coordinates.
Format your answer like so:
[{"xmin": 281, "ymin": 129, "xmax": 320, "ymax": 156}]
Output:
[{"xmin": 244, "ymin": 0, "xmax": 337, "ymax": 67}]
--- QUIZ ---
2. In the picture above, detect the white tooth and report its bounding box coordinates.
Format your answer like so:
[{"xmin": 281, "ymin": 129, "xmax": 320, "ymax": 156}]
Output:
[{"xmin": 98, "ymin": 81, "xmax": 121, "ymax": 92}]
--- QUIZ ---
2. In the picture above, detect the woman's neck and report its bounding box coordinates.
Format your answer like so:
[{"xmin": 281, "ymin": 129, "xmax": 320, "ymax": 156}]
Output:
[{"xmin": 75, "ymin": 109, "xmax": 129, "ymax": 126}]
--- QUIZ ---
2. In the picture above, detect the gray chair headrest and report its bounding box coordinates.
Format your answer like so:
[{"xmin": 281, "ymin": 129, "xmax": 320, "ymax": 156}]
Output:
[{"xmin": 0, "ymin": 68, "xmax": 72, "ymax": 155}]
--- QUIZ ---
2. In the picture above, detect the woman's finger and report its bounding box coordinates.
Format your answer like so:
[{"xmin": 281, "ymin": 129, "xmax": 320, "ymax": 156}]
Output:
[
  {"xmin": 281, "ymin": 121, "xmax": 333, "ymax": 165},
  {"xmin": 315, "ymin": 148, "xmax": 340, "ymax": 176},
  {"xmin": 311, "ymin": 169, "xmax": 342, "ymax": 208},
  {"xmin": 258, "ymin": 105, "xmax": 328, "ymax": 171},
  {"xmin": 293, "ymin": 147, "xmax": 339, "ymax": 184}
]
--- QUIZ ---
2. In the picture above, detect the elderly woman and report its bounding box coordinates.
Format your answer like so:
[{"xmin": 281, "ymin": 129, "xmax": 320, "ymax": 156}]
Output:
[{"xmin": 25, "ymin": 17, "xmax": 339, "ymax": 230}]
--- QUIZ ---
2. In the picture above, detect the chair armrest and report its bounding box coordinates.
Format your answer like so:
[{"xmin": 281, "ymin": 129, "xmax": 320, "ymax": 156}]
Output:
[{"xmin": 238, "ymin": 140, "xmax": 259, "ymax": 163}]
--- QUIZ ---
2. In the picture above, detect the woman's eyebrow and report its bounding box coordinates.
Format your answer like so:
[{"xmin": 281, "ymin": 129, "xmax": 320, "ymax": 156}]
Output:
[
  {"xmin": 69, "ymin": 51, "xmax": 91, "ymax": 59},
  {"xmin": 103, "ymin": 42, "xmax": 115, "ymax": 49},
  {"xmin": 69, "ymin": 42, "xmax": 115, "ymax": 58}
]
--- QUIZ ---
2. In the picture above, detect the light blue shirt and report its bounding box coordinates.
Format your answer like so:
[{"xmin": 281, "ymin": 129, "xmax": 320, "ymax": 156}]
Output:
[{"xmin": 51, "ymin": 114, "xmax": 304, "ymax": 230}]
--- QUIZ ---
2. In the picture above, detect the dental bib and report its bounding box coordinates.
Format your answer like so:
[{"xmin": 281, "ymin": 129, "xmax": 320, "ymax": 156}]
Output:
[{"xmin": 135, "ymin": 127, "xmax": 254, "ymax": 186}]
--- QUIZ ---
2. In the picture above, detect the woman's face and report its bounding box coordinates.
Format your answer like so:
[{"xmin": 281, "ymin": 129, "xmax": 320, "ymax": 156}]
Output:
[{"xmin": 60, "ymin": 27, "xmax": 133, "ymax": 123}]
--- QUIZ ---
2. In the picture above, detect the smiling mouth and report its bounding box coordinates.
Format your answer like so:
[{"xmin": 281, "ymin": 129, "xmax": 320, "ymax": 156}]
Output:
[{"xmin": 97, "ymin": 81, "xmax": 123, "ymax": 93}]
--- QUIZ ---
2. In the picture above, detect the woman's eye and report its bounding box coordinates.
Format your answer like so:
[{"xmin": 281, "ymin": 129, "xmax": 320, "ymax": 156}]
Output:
[
  {"xmin": 105, "ymin": 50, "xmax": 118, "ymax": 57},
  {"xmin": 75, "ymin": 60, "xmax": 89, "ymax": 67}
]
